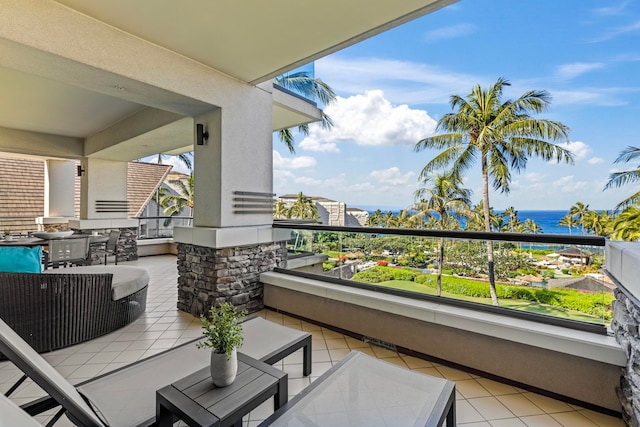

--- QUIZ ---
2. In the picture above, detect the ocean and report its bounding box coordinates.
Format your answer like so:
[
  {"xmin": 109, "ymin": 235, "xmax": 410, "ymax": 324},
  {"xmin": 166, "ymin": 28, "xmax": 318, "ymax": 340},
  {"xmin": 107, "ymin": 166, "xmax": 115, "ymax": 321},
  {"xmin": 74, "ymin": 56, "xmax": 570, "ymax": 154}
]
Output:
[{"xmin": 358, "ymin": 207, "xmax": 573, "ymax": 235}]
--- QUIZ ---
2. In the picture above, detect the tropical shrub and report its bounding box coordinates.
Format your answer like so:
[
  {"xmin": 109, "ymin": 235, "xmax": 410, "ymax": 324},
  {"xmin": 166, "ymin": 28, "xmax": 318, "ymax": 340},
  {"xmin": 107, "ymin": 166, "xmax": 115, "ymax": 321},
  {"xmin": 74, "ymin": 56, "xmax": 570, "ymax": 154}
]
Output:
[{"xmin": 351, "ymin": 268, "xmax": 393, "ymax": 283}]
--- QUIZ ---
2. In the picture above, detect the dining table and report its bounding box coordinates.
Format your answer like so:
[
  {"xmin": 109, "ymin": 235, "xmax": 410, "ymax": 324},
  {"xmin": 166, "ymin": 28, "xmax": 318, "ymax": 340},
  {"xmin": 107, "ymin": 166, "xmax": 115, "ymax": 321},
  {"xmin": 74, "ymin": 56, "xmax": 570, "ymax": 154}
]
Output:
[{"xmin": 0, "ymin": 234, "xmax": 109, "ymax": 247}]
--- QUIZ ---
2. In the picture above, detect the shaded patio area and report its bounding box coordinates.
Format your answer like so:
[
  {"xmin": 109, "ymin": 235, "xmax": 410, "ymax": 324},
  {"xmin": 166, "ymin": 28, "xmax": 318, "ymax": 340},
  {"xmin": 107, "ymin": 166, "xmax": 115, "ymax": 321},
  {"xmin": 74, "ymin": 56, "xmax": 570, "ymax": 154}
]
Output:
[{"xmin": 0, "ymin": 255, "xmax": 623, "ymax": 426}]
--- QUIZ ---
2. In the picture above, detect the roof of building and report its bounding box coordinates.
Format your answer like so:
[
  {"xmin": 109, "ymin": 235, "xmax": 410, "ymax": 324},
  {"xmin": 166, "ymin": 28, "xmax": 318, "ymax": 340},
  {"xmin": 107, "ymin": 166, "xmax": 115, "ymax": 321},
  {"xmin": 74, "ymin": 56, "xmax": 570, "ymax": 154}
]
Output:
[
  {"xmin": 0, "ymin": 157, "xmax": 45, "ymax": 232},
  {"xmin": 127, "ymin": 162, "xmax": 173, "ymax": 217},
  {"xmin": 0, "ymin": 158, "xmax": 171, "ymax": 231}
]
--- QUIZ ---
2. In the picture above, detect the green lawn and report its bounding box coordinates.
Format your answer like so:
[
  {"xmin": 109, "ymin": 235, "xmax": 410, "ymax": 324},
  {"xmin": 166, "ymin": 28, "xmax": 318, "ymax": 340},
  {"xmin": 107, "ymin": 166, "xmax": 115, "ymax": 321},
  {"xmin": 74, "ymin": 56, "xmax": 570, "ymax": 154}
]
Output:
[{"xmin": 377, "ymin": 280, "xmax": 608, "ymax": 324}]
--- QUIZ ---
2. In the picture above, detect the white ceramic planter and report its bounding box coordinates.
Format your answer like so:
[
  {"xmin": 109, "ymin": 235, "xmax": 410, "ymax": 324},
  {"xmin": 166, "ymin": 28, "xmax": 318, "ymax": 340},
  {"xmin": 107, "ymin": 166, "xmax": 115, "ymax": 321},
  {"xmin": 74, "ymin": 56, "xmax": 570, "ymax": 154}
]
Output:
[{"xmin": 210, "ymin": 348, "xmax": 238, "ymax": 387}]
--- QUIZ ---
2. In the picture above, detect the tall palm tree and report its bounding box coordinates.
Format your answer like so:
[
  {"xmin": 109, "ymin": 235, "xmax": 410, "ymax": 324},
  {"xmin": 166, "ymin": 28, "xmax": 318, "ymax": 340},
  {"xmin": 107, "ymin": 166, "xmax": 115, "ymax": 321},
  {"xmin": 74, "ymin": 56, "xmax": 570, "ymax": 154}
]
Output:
[
  {"xmin": 273, "ymin": 200, "xmax": 288, "ymax": 219},
  {"xmin": 568, "ymin": 202, "xmax": 589, "ymax": 235},
  {"xmin": 612, "ymin": 206, "xmax": 640, "ymax": 241},
  {"xmin": 288, "ymin": 192, "xmax": 318, "ymax": 220},
  {"xmin": 502, "ymin": 207, "xmax": 520, "ymax": 232},
  {"xmin": 558, "ymin": 214, "xmax": 578, "ymax": 235},
  {"xmin": 521, "ymin": 218, "xmax": 542, "ymax": 234},
  {"xmin": 583, "ymin": 210, "xmax": 612, "ymax": 237},
  {"xmin": 161, "ymin": 174, "xmax": 194, "ymax": 224},
  {"xmin": 604, "ymin": 146, "xmax": 640, "ymax": 210},
  {"xmin": 274, "ymin": 71, "xmax": 336, "ymax": 153},
  {"xmin": 366, "ymin": 209, "xmax": 384, "ymax": 226},
  {"xmin": 395, "ymin": 209, "xmax": 413, "ymax": 228},
  {"xmin": 414, "ymin": 77, "xmax": 573, "ymax": 305},
  {"xmin": 412, "ymin": 171, "xmax": 472, "ymax": 295}
]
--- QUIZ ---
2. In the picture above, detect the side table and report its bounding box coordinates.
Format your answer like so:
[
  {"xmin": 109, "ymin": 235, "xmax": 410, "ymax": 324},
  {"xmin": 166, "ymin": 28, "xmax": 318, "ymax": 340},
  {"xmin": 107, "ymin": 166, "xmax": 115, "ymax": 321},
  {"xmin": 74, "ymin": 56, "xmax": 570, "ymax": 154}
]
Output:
[{"xmin": 156, "ymin": 352, "xmax": 288, "ymax": 427}]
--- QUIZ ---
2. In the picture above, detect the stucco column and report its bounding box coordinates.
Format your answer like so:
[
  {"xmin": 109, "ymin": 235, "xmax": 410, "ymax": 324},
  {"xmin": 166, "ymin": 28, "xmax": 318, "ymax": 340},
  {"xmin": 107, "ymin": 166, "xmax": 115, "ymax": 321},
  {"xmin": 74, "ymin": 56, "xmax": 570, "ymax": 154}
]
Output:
[
  {"xmin": 78, "ymin": 158, "xmax": 128, "ymax": 220},
  {"xmin": 174, "ymin": 86, "xmax": 289, "ymax": 315},
  {"xmin": 44, "ymin": 159, "xmax": 75, "ymax": 217},
  {"xmin": 175, "ymin": 85, "xmax": 283, "ymax": 248},
  {"xmin": 36, "ymin": 159, "xmax": 76, "ymax": 230}
]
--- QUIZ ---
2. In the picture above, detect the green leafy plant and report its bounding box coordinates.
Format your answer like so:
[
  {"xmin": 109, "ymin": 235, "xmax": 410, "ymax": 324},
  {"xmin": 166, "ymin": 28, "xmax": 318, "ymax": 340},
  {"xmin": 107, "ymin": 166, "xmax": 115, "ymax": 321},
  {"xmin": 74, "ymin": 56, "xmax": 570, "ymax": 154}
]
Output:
[{"xmin": 197, "ymin": 303, "xmax": 247, "ymax": 360}]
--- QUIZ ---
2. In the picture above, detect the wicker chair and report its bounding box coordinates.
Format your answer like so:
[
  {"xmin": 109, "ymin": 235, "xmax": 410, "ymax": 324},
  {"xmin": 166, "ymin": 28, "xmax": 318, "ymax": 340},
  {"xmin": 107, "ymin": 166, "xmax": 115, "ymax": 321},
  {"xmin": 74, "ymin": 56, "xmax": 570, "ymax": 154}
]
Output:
[{"xmin": 0, "ymin": 272, "xmax": 147, "ymax": 357}]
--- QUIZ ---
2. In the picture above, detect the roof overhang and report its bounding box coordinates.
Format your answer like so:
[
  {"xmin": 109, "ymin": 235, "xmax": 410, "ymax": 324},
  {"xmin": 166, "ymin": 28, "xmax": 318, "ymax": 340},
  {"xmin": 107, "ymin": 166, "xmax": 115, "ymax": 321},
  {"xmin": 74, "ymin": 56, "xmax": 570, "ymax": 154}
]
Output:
[{"xmin": 0, "ymin": 0, "xmax": 456, "ymax": 161}]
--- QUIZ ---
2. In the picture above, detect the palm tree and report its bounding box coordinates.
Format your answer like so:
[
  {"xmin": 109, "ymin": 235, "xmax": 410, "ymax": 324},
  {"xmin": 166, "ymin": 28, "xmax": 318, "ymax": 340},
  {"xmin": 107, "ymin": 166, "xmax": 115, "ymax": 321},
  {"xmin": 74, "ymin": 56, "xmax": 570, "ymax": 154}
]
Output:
[
  {"xmin": 161, "ymin": 174, "xmax": 194, "ymax": 224},
  {"xmin": 395, "ymin": 209, "xmax": 413, "ymax": 228},
  {"xmin": 273, "ymin": 200, "xmax": 288, "ymax": 219},
  {"xmin": 366, "ymin": 209, "xmax": 384, "ymax": 226},
  {"xmin": 583, "ymin": 210, "xmax": 612, "ymax": 237},
  {"xmin": 414, "ymin": 77, "xmax": 573, "ymax": 305},
  {"xmin": 604, "ymin": 146, "xmax": 640, "ymax": 210},
  {"xmin": 558, "ymin": 214, "xmax": 578, "ymax": 235},
  {"xmin": 568, "ymin": 202, "xmax": 589, "ymax": 235},
  {"xmin": 412, "ymin": 171, "xmax": 472, "ymax": 295},
  {"xmin": 521, "ymin": 218, "xmax": 542, "ymax": 234},
  {"xmin": 274, "ymin": 71, "xmax": 336, "ymax": 153},
  {"xmin": 288, "ymin": 192, "xmax": 318, "ymax": 220},
  {"xmin": 612, "ymin": 206, "xmax": 640, "ymax": 241},
  {"xmin": 382, "ymin": 211, "xmax": 397, "ymax": 228},
  {"xmin": 502, "ymin": 207, "xmax": 520, "ymax": 232}
]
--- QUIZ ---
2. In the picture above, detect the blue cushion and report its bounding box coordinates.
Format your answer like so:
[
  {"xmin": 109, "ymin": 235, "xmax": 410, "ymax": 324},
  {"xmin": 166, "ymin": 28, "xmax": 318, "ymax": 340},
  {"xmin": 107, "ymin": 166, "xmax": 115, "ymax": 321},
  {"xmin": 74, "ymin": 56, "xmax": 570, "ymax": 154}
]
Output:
[{"xmin": 0, "ymin": 246, "xmax": 43, "ymax": 273}]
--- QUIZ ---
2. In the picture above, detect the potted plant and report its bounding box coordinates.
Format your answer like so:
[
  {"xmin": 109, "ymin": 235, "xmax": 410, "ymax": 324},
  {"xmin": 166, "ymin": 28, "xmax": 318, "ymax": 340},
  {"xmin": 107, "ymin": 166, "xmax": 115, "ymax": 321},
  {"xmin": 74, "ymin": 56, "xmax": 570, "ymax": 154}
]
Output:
[
  {"xmin": 3, "ymin": 230, "xmax": 12, "ymax": 241},
  {"xmin": 197, "ymin": 302, "xmax": 247, "ymax": 387}
]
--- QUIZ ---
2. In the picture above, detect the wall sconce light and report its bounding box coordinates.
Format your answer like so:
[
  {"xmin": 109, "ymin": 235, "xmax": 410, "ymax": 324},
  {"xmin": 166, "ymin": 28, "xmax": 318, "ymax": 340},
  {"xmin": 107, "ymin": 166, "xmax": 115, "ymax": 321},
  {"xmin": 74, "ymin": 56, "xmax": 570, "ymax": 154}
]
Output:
[
  {"xmin": 77, "ymin": 165, "xmax": 85, "ymax": 177},
  {"xmin": 196, "ymin": 124, "xmax": 209, "ymax": 145}
]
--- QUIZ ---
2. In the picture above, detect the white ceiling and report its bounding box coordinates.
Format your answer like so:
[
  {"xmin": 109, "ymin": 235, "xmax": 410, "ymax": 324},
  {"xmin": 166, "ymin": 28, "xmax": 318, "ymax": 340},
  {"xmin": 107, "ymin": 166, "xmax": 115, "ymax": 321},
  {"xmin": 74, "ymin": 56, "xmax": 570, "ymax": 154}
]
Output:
[{"xmin": 0, "ymin": 0, "xmax": 455, "ymax": 161}]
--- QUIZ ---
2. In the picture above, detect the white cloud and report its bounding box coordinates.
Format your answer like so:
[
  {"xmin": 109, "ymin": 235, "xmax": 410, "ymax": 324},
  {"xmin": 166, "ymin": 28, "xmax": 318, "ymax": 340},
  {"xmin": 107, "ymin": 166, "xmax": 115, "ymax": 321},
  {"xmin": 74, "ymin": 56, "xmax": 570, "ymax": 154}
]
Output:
[
  {"xmin": 552, "ymin": 88, "xmax": 630, "ymax": 107},
  {"xmin": 316, "ymin": 56, "xmax": 486, "ymax": 105},
  {"xmin": 299, "ymin": 90, "xmax": 437, "ymax": 149},
  {"xmin": 559, "ymin": 141, "xmax": 591, "ymax": 160},
  {"xmin": 524, "ymin": 172, "xmax": 546, "ymax": 183},
  {"xmin": 294, "ymin": 176, "xmax": 323, "ymax": 186},
  {"xmin": 424, "ymin": 24, "xmax": 476, "ymax": 42},
  {"xmin": 298, "ymin": 138, "xmax": 339, "ymax": 153},
  {"xmin": 593, "ymin": 2, "xmax": 630, "ymax": 16},
  {"xmin": 368, "ymin": 167, "xmax": 415, "ymax": 185},
  {"xmin": 555, "ymin": 62, "xmax": 604, "ymax": 80},
  {"xmin": 588, "ymin": 157, "xmax": 605, "ymax": 165},
  {"xmin": 272, "ymin": 151, "xmax": 316, "ymax": 169},
  {"xmin": 592, "ymin": 19, "xmax": 640, "ymax": 42},
  {"xmin": 555, "ymin": 175, "xmax": 589, "ymax": 193}
]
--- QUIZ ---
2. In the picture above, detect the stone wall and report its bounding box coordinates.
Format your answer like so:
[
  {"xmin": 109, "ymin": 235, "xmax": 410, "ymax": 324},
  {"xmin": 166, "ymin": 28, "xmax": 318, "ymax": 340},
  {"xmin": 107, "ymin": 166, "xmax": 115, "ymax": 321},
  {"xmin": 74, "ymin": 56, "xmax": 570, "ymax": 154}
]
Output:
[
  {"xmin": 612, "ymin": 288, "xmax": 638, "ymax": 427},
  {"xmin": 74, "ymin": 227, "xmax": 138, "ymax": 264},
  {"xmin": 176, "ymin": 241, "xmax": 287, "ymax": 316}
]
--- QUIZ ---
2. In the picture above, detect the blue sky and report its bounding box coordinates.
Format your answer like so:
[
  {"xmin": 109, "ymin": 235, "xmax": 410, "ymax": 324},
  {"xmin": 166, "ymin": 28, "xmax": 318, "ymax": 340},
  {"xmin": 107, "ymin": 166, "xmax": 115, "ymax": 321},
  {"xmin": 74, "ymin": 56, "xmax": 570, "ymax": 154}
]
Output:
[{"xmin": 272, "ymin": 0, "xmax": 640, "ymax": 211}]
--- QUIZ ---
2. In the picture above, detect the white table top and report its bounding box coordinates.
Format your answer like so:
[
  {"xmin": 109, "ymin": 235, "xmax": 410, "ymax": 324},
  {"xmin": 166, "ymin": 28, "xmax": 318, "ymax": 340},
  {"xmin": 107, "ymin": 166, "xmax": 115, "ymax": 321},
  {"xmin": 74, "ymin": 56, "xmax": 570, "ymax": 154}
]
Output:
[{"xmin": 264, "ymin": 350, "xmax": 455, "ymax": 427}]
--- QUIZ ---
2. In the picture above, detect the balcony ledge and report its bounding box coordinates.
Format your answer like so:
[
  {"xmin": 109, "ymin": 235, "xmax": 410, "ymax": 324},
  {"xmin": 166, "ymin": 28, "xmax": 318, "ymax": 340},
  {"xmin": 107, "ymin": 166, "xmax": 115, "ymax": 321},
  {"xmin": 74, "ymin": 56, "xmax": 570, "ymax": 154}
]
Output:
[{"xmin": 260, "ymin": 271, "xmax": 626, "ymax": 367}]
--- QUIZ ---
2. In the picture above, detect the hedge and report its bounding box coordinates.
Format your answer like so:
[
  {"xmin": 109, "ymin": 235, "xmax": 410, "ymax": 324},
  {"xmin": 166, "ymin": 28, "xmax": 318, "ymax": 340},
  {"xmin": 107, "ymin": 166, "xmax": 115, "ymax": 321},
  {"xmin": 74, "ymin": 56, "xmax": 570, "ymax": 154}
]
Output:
[{"xmin": 352, "ymin": 267, "xmax": 613, "ymax": 320}]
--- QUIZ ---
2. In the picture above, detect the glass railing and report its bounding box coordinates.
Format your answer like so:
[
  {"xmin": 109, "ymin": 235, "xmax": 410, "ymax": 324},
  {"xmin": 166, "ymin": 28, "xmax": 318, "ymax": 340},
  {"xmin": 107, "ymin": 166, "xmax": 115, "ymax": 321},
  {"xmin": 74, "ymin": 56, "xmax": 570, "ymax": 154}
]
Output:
[
  {"xmin": 272, "ymin": 222, "xmax": 610, "ymax": 334},
  {"xmin": 135, "ymin": 216, "xmax": 192, "ymax": 239},
  {"xmin": 273, "ymin": 63, "xmax": 317, "ymax": 104}
]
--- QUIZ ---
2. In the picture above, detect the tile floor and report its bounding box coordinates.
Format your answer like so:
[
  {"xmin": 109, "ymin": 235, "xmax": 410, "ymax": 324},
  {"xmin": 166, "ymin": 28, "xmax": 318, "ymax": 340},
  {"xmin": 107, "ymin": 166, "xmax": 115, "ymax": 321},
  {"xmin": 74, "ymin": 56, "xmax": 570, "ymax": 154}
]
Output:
[{"xmin": 0, "ymin": 255, "xmax": 625, "ymax": 426}]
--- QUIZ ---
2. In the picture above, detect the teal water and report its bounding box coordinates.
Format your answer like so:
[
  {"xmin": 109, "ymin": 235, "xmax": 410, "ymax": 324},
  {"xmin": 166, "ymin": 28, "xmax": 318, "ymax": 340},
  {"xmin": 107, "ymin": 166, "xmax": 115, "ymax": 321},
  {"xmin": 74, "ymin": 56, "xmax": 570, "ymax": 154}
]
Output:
[{"xmin": 359, "ymin": 207, "xmax": 573, "ymax": 235}]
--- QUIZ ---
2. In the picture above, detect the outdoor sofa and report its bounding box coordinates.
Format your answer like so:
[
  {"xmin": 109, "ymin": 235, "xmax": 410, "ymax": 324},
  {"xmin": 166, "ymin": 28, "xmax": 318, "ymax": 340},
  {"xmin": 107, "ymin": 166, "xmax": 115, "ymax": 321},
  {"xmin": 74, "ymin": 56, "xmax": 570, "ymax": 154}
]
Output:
[{"xmin": 0, "ymin": 264, "xmax": 149, "ymax": 356}]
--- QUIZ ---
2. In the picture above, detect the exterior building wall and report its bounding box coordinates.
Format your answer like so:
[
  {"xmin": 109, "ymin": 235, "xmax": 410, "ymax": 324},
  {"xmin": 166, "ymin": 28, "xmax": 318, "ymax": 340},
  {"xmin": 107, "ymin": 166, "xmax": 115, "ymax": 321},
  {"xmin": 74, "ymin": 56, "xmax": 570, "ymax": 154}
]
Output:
[
  {"xmin": 607, "ymin": 241, "xmax": 640, "ymax": 426},
  {"xmin": 611, "ymin": 289, "xmax": 640, "ymax": 426},
  {"xmin": 176, "ymin": 241, "xmax": 287, "ymax": 316}
]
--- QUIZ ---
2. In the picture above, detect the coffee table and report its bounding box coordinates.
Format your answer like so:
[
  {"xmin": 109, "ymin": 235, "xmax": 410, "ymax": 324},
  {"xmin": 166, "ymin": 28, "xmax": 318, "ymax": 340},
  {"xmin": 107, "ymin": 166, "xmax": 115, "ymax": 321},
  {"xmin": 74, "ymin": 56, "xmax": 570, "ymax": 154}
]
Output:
[
  {"xmin": 260, "ymin": 350, "xmax": 456, "ymax": 427},
  {"xmin": 156, "ymin": 352, "xmax": 288, "ymax": 427}
]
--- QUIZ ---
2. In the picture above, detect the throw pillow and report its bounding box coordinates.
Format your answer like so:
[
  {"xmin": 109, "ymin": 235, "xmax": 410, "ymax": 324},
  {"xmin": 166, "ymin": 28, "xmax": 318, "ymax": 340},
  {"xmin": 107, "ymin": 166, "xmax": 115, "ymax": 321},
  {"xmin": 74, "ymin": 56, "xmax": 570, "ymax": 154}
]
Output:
[{"xmin": 0, "ymin": 246, "xmax": 43, "ymax": 273}]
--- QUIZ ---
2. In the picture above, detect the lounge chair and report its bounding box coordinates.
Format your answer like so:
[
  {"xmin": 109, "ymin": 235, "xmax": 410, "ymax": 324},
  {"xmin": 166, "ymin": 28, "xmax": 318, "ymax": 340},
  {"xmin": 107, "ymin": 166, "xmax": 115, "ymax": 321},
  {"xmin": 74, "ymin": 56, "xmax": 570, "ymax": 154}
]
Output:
[
  {"xmin": 0, "ymin": 393, "xmax": 43, "ymax": 426},
  {"xmin": 0, "ymin": 315, "xmax": 311, "ymax": 426}
]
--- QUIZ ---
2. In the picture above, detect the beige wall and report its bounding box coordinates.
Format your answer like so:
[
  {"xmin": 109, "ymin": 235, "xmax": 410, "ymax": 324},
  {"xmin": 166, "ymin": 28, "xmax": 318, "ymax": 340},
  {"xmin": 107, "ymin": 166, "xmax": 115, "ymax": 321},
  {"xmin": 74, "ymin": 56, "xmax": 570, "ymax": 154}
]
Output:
[{"xmin": 265, "ymin": 284, "xmax": 621, "ymax": 412}]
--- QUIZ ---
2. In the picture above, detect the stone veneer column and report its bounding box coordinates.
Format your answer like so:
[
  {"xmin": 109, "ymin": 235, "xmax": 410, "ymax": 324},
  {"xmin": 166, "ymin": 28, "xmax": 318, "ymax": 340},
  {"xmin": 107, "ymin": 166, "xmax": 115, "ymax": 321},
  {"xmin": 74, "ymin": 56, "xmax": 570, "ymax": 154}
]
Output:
[
  {"xmin": 176, "ymin": 241, "xmax": 287, "ymax": 316},
  {"xmin": 611, "ymin": 289, "xmax": 639, "ymax": 427}
]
